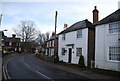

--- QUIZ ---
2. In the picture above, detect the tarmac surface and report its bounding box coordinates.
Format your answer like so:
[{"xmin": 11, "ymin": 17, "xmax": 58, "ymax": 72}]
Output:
[
  {"xmin": 34, "ymin": 54, "xmax": 120, "ymax": 81},
  {"xmin": 2, "ymin": 54, "xmax": 120, "ymax": 81}
]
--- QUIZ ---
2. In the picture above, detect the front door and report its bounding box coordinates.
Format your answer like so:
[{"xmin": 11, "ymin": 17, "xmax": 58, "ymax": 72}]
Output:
[{"xmin": 68, "ymin": 48, "xmax": 72, "ymax": 63}]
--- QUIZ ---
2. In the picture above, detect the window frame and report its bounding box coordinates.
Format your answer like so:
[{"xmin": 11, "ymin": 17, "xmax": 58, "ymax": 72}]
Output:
[
  {"xmin": 76, "ymin": 48, "xmax": 82, "ymax": 57},
  {"xmin": 61, "ymin": 48, "xmax": 66, "ymax": 55},
  {"xmin": 62, "ymin": 33, "xmax": 66, "ymax": 40},
  {"xmin": 108, "ymin": 46, "xmax": 120, "ymax": 62},
  {"xmin": 77, "ymin": 29, "xmax": 82, "ymax": 38},
  {"xmin": 109, "ymin": 21, "xmax": 120, "ymax": 34}
]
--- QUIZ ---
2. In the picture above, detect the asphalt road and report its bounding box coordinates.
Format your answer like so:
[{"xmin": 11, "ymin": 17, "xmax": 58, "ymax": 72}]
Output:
[{"xmin": 3, "ymin": 54, "xmax": 94, "ymax": 81}]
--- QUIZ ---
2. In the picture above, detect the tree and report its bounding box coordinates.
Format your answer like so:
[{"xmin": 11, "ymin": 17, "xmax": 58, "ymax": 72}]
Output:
[
  {"xmin": 14, "ymin": 20, "xmax": 36, "ymax": 42},
  {"xmin": 14, "ymin": 20, "xmax": 37, "ymax": 53},
  {"xmin": 36, "ymin": 31, "xmax": 50, "ymax": 54},
  {"xmin": 36, "ymin": 31, "xmax": 50, "ymax": 44}
]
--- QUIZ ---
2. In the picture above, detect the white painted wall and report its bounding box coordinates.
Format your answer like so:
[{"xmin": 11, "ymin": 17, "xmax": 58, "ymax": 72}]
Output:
[
  {"xmin": 58, "ymin": 28, "xmax": 88, "ymax": 66},
  {"xmin": 95, "ymin": 23, "xmax": 120, "ymax": 72}
]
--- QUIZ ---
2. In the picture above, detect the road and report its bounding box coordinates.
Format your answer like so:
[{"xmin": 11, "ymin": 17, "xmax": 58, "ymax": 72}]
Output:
[{"xmin": 3, "ymin": 54, "xmax": 94, "ymax": 80}]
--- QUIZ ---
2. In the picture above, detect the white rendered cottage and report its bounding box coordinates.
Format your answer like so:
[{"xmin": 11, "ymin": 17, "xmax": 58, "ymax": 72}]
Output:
[
  {"xmin": 95, "ymin": 9, "xmax": 120, "ymax": 72},
  {"xmin": 58, "ymin": 19, "xmax": 95, "ymax": 68}
]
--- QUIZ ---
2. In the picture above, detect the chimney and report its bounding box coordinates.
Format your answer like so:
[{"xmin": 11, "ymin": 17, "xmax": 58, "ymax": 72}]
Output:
[
  {"xmin": 52, "ymin": 32, "xmax": 55, "ymax": 36},
  {"xmin": 12, "ymin": 34, "xmax": 16, "ymax": 38},
  {"xmin": 93, "ymin": 6, "xmax": 99, "ymax": 23},
  {"xmin": 64, "ymin": 24, "xmax": 68, "ymax": 29}
]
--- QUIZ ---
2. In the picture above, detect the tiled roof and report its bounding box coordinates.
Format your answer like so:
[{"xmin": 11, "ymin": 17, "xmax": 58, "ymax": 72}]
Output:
[
  {"xmin": 46, "ymin": 35, "xmax": 58, "ymax": 42},
  {"xmin": 59, "ymin": 19, "xmax": 94, "ymax": 35},
  {"xmin": 95, "ymin": 9, "xmax": 120, "ymax": 25},
  {"xmin": 4, "ymin": 37, "xmax": 20, "ymax": 42}
]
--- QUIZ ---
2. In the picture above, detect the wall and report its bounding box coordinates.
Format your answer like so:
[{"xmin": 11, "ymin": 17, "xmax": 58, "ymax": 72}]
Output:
[
  {"xmin": 95, "ymin": 23, "xmax": 120, "ymax": 72},
  {"xmin": 58, "ymin": 28, "xmax": 88, "ymax": 66}
]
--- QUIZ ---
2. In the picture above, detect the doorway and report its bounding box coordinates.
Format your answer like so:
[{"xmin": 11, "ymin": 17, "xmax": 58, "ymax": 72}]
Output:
[{"xmin": 68, "ymin": 48, "xmax": 72, "ymax": 63}]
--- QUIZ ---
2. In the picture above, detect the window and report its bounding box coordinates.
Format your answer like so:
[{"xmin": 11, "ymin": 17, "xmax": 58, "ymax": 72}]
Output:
[
  {"xmin": 109, "ymin": 21, "xmax": 120, "ymax": 33},
  {"xmin": 62, "ymin": 34, "xmax": 66, "ymax": 40},
  {"xmin": 61, "ymin": 48, "xmax": 66, "ymax": 55},
  {"xmin": 9, "ymin": 42, "xmax": 12, "ymax": 46},
  {"xmin": 109, "ymin": 47, "xmax": 120, "ymax": 61},
  {"xmin": 47, "ymin": 42, "xmax": 49, "ymax": 47},
  {"xmin": 76, "ymin": 48, "xmax": 82, "ymax": 56},
  {"xmin": 52, "ymin": 40, "xmax": 54, "ymax": 47},
  {"xmin": 77, "ymin": 30, "xmax": 82, "ymax": 38},
  {"xmin": 49, "ymin": 41, "xmax": 51, "ymax": 47}
]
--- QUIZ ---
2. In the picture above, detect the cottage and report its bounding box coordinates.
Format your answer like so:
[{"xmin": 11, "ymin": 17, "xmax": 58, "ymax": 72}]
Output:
[
  {"xmin": 46, "ymin": 32, "xmax": 58, "ymax": 57},
  {"xmin": 58, "ymin": 19, "xmax": 95, "ymax": 68},
  {"xmin": 95, "ymin": 9, "xmax": 120, "ymax": 71}
]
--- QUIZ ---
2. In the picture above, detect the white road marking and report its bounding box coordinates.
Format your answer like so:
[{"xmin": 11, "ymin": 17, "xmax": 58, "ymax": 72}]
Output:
[
  {"xmin": 24, "ymin": 62, "xmax": 54, "ymax": 81},
  {"xmin": 24, "ymin": 63, "xmax": 31, "ymax": 68},
  {"xmin": 3, "ymin": 56, "xmax": 16, "ymax": 79},
  {"xmin": 36, "ymin": 71, "xmax": 54, "ymax": 81},
  {"xmin": 2, "ymin": 65, "xmax": 7, "ymax": 80}
]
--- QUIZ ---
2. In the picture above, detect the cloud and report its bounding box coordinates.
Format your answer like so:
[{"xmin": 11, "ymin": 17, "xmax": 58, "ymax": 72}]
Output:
[{"xmin": 1, "ymin": 0, "xmax": 120, "ymax": 37}]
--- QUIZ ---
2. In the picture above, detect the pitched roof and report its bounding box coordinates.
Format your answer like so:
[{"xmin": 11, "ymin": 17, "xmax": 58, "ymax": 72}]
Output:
[
  {"xmin": 59, "ymin": 19, "xmax": 94, "ymax": 35},
  {"xmin": 4, "ymin": 36, "xmax": 20, "ymax": 42},
  {"xmin": 95, "ymin": 9, "xmax": 120, "ymax": 25},
  {"xmin": 46, "ymin": 35, "xmax": 58, "ymax": 42}
]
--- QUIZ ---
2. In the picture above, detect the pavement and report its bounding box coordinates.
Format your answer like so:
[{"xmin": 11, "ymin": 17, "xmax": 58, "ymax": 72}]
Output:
[{"xmin": 34, "ymin": 55, "xmax": 120, "ymax": 81}]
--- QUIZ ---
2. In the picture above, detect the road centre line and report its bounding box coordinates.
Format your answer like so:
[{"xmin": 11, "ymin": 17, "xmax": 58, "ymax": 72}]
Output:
[
  {"xmin": 24, "ymin": 61, "xmax": 53, "ymax": 80},
  {"xmin": 24, "ymin": 62, "xmax": 31, "ymax": 68},
  {"xmin": 36, "ymin": 71, "xmax": 54, "ymax": 81}
]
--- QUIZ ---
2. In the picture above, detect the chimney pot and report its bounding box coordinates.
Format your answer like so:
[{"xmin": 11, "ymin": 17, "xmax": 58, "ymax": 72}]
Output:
[{"xmin": 12, "ymin": 34, "xmax": 16, "ymax": 38}]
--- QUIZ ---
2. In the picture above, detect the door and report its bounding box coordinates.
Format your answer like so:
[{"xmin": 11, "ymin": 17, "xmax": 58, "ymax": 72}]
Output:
[{"xmin": 68, "ymin": 48, "xmax": 72, "ymax": 63}]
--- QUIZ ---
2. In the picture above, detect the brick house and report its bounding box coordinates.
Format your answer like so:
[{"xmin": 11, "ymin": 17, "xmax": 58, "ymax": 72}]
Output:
[
  {"xmin": 46, "ymin": 32, "xmax": 58, "ymax": 57},
  {"xmin": 2, "ymin": 34, "xmax": 21, "ymax": 53}
]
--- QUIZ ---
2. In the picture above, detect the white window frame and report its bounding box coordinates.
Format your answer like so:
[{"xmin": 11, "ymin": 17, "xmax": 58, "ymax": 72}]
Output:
[
  {"xmin": 47, "ymin": 42, "xmax": 49, "ymax": 47},
  {"xmin": 49, "ymin": 41, "xmax": 51, "ymax": 47},
  {"xmin": 109, "ymin": 21, "xmax": 120, "ymax": 34},
  {"xmin": 76, "ymin": 48, "xmax": 82, "ymax": 56},
  {"xmin": 52, "ymin": 40, "xmax": 54, "ymax": 47},
  {"xmin": 62, "ymin": 34, "xmax": 66, "ymax": 40},
  {"xmin": 77, "ymin": 29, "xmax": 82, "ymax": 38},
  {"xmin": 61, "ymin": 48, "xmax": 66, "ymax": 55},
  {"xmin": 108, "ymin": 46, "xmax": 120, "ymax": 62}
]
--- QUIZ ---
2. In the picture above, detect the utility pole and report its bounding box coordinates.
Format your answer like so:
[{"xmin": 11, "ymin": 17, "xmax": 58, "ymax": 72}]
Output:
[
  {"xmin": 54, "ymin": 11, "xmax": 58, "ymax": 63},
  {"xmin": 0, "ymin": 14, "xmax": 2, "ymax": 27},
  {"xmin": 55, "ymin": 11, "xmax": 58, "ymax": 34}
]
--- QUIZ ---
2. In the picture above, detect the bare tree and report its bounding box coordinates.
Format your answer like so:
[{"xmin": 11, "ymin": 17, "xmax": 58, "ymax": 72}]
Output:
[
  {"xmin": 14, "ymin": 20, "xmax": 36, "ymax": 42},
  {"xmin": 36, "ymin": 31, "xmax": 50, "ymax": 44}
]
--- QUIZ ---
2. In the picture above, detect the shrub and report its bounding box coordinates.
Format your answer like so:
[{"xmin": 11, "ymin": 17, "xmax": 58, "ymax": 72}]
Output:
[{"xmin": 78, "ymin": 54, "xmax": 85, "ymax": 68}]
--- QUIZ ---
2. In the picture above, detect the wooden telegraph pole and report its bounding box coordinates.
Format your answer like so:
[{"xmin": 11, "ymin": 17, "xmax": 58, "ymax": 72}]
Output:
[
  {"xmin": 54, "ymin": 11, "xmax": 58, "ymax": 63},
  {"xmin": 55, "ymin": 11, "xmax": 58, "ymax": 35},
  {"xmin": 0, "ymin": 14, "xmax": 2, "ymax": 27}
]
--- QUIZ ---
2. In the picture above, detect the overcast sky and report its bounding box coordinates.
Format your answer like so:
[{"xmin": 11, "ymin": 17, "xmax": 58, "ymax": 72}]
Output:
[{"xmin": 0, "ymin": 0, "xmax": 120, "ymax": 37}]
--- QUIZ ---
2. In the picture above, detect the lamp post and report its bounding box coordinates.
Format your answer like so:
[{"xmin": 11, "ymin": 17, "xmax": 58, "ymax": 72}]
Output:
[{"xmin": 0, "ymin": 30, "xmax": 7, "ymax": 81}]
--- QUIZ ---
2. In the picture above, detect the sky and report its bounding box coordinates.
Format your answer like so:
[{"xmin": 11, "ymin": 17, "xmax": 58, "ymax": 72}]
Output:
[{"xmin": 0, "ymin": 0, "xmax": 120, "ymax": 37}]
